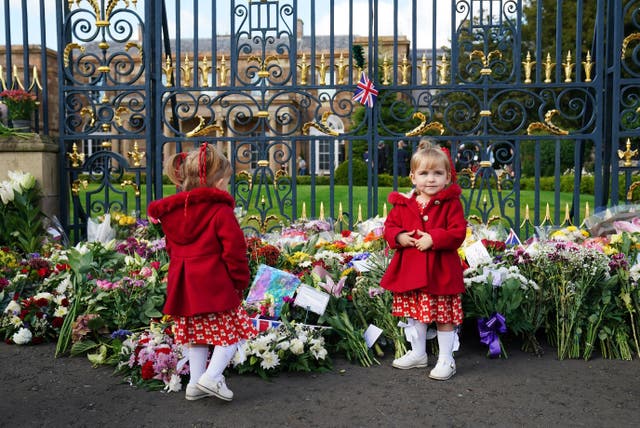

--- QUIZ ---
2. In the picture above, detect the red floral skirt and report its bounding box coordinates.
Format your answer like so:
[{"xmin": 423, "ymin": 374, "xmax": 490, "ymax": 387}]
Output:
[
  {"xmin": 392, "ymin": 289, "xmax": 463, "ymax": 325},
  {"xmin": 173, "ymin": 305, "xmax": 257, "ymax": 346}
]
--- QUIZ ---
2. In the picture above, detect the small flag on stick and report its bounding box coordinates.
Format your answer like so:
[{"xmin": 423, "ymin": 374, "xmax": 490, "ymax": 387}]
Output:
[
  {"xmin": 504, "ymin": 228, "xmax": 522, "ymax": 246},
  {"xmin": 352, "ymin": 72, "xmax": 378, "ymax": 108}
]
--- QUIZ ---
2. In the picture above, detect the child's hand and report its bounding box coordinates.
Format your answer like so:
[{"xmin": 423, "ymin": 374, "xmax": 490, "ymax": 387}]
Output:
[
  {"xmin": 415, "ymin": 230, "xmax": 433, "ymax": 251},
  {"xmin": 396, "ymin": 230, "xmax": 417, "ymax": 247}
]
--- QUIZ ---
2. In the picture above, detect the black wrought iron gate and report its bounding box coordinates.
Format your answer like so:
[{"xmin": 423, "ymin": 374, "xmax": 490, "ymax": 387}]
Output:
[{"xmin": 56, "ymin": 0, "xmax": 640, "ymax": 242}]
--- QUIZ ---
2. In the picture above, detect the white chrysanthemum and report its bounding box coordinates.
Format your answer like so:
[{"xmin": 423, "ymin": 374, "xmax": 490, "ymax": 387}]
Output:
[
  {"xmin": 251, "ymin": 335, "xmax": 272, "ymax": 354},
  {"xmin": 54, "ymin": 306, "xmax": 68, "ymax": 317},
  {"xmin": 4, "ymin": 300, "xmax": 20, "ymax": 314},
  {"xmin": 10, "ymin": 316, "xmax": 22, "ymax": 328},
  {"xmin": 259, "ymin": 350, "xmax": 280, "ymax": 370},
  {"xmin": 276, "ymin": 340, "xmax": 291, "ymax": 351},
  {"xmin": 298, "ymin": 260, "xmax": 312, "ymax": 268},
  {"xmin": 56, "ymin": 276, "xmax": 72, "ymax": 294},
  {"xmin": 290, "ymin": 338, "xmax": 305, "ymax": 355},
  {"xmin": 164, "ymin": 374, "xmax": 183, "ymax": 393},
  {"xmin": 12, "ymin": 327, "xmax": 32, "ymax": 345},
  {"xmin": 33, "ymin": 292, "xmax": 53, "ymax": 301}
]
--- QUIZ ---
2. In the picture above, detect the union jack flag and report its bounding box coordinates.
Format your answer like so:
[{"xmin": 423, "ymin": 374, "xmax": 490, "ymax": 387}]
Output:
[
  {"xmin": 504, "ymin": 228, "xmax": 522, "ymax": 247},
  {"xmin": 352, "ymin": 72, "xmax": 378, "ymax": 108}
]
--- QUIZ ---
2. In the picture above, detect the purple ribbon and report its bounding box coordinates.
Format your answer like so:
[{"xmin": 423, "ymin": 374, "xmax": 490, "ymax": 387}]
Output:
[{"xmin": 477, "ymin": 313, "xmax": 507, "ymax": 357}]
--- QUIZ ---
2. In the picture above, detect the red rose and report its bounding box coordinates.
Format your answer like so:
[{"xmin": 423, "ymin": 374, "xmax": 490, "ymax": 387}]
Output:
[
  {"xmin": 341, "ymin": 230, "xmax": 351, "ymax": 237},
  {"xmin": 36, "ymin": 298, "xmax": 49, "ymax": 307},
  {"xmin": 52, "ymin": 317, "xmax": 64, "ymax": 328},
  {"xmin": 31, "ymin": 336, "xmax": 44, "ymax": 345},
  {"xmin": 36, "ymin": 311, "xmax": 45, "ymax": 319},
  {"xmin": 141, "ymin": 361, "xmax": 155, "ymax": 380},
  {"xmin": 150, "ymin": 261, "xmax": 161, "ymax": 270},
  {"xmin": 56, "ymin": 263, "xmax": 71, "ymax": 272},
  {"xmin": 61, "ymin": 298, "xmax": 69, "ymax": 307},
  {"xmin": 37, "ymin": 268, "xmax": 50, "ymax": 278}
]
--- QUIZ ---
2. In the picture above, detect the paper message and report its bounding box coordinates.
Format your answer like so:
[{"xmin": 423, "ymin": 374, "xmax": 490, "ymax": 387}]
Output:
[
  {"xmin": 464, "ymin": 240, "xmax": 493, "ymax": 268},
  {"xmin": 293, "ymin": 284, "xmax": 330, "ymax": 316},
  {"xmin": 363, "ymin": 324, "xmax": 383, "ymax": 348}
]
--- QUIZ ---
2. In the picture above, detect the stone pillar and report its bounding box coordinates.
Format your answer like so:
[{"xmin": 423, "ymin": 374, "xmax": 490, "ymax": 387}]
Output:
[{"xmin": 0, "ymin": 135, "xmax": 60, "ymax": 219}]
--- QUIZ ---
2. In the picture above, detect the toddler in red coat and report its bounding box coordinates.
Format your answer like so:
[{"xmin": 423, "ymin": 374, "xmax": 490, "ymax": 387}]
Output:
[
  {"xmin": 381, "ymin": 140, "xmax": 467, "ymax": 380},
  {"xmin": 148, "ymin": 143, "xmax": 257, "ymax": 401}
]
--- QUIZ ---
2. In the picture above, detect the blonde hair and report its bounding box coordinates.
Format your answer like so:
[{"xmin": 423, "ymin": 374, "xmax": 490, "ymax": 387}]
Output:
[
  {"xmin": 410, "ymin": 140, "xmax": 452, "ymax": 179},
  {"xmin": 164, "ymin": 143, "xmax": 231, "ymax": 191}
]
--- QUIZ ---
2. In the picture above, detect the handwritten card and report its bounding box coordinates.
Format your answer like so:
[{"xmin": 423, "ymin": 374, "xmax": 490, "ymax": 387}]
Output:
[
  {"xmin": 293, "ymin": 283, "xmax": 330, "ymax": 316},
  {"xmin": 464, "ymin": 240, "xmax": 493, "ymax": 268},
  {"xmin": 246, "ymin": 264, "xmax": 301, "ymax": 318}
]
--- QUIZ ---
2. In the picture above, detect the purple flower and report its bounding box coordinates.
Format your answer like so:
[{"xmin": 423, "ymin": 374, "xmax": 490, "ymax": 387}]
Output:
[{"xmin": 111, "ymin": 329, "xmax": 132, "ymax": 340}]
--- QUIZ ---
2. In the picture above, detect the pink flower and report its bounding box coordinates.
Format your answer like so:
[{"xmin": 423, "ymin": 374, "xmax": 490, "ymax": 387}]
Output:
[
  {"xmin": 139, "ymin": 266, "xmax": 153, "ymax": 278},
  {"xmin": 96, "ymin": 279, "xmax": 115, "ymax": 290}
]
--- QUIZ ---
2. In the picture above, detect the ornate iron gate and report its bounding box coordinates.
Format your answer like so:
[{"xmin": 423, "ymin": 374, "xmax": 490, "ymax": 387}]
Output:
[{"xmin": 55, "ymin": 0, "xmax": 640, "ymax": 242}]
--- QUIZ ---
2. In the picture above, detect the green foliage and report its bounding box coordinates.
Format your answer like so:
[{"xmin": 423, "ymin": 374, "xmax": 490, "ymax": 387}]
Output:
[
  {"xmin": 521, "ymin": 0, "xmax": 596, "ymax": 55},
  {"xmin": 520, "ymin": 139, "xmax": 579, "ymax": 177},
  {"xmin": 352, "ymin": 45, "xmax": 365, "ymax": 69},
  {"xmin": 335, "ymin": 158, "xmax": 369, "ymax": 186},
  {"xmin": 0, "ymin": 178, "xmax": 45, "ymax": 254}
]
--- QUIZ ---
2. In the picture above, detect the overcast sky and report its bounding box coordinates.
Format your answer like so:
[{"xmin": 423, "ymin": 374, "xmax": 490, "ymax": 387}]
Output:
[{"xmin": 1, "ymin": 0, "xmax": 453, "ymax": 49}]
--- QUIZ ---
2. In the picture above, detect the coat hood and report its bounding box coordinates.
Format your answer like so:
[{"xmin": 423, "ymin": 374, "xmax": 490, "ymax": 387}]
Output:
[
  {"xmin": 147, "ymin": 187, "xmax": 236, "ymax": 245},
  {"xmin": 387, "ymin": 183, "xmax": 462, "ymax": 207}
]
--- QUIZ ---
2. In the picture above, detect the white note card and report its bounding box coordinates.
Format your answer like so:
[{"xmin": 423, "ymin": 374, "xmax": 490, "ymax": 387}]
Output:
[
  {"xmin": 293, "ymin": 284, "xmax": 330, "ymax": 316},
  {"xmin": 464, "ymin": 240, "xmax": 493, "ymax": 268},
  {"xmin": 351, "ymin": 259, "xmax": 372, "ymax": 272},
  {"xmin": 363, "ymin": 324, "xmax": 383, "ymax": 348}
]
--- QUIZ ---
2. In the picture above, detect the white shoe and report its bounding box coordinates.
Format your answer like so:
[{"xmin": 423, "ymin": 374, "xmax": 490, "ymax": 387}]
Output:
[
  {"xmin": 196, "ymin": 375, "xmax": 234, "ymax": 401},
  {"xmin": 185, "ymin": 384, "xmax": 212, "ymax": 401},
  {"xmin": 428, "ymin": 358, "xmax": 456, "ymax": 380},
  {"xmin": 392, "ymin": 350, "xmax": 429, "ymax": 369}
]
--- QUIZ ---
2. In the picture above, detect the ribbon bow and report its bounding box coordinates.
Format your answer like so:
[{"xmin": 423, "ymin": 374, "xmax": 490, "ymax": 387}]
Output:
[
  {"xmin": 477, "ymin": 312, "xmax": 507, "ymax": 358},
  {"xmin": 397, "ymin": 319, "xmax": 419, "ymax": 343}
]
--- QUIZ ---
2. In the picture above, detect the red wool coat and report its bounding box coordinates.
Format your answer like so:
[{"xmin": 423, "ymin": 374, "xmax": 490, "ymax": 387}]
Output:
[
  {"xmin": 380, "ymin": 184, "xmax": 466, "ymax": 295},
  {"xmin": 147, "ymin": 187, "xmax": 250, "ymax": 317}
]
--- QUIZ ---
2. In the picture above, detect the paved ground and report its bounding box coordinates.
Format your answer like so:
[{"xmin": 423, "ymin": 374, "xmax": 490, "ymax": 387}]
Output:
[{"xmin": 1, "ymin": 337, "xmax": 639, "ymax": 427}]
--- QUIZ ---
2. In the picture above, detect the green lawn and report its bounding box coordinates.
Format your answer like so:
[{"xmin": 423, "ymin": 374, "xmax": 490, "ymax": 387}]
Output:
[{"xmin": 71, "ymin": 183, "xmax": 594, "ymax": 228}]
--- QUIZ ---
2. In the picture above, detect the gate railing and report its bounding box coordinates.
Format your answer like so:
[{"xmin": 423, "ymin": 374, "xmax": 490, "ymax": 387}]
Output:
[{"xmin": 2, "ymin": 1, "xmax": 640, "ymax": 243}]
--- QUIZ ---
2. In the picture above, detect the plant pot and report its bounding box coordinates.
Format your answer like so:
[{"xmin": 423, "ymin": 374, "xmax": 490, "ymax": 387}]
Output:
[{"xmin": 11, "ymin": 119, "xmax": 32, "ymax": 131}]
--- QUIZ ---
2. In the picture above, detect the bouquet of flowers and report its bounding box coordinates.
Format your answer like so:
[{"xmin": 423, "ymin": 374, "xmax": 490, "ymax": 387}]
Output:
[
  {"xmin": 1, "ymin": 291, "xmax": 69, "ymax": 344},
  {"xmin": 0, "ymin": 89, "xmax": 37, "ymax": 121},
  {"xmin": 115, "ymin": 319, "xmax": 188, "ymax": 392},
  {"xmin": 0, "ymin": 171, "xmax": 44, "ymax": 254},
  {"xmin": 463, "ymin": 261, "xmax": 540, "ymax": 358},
  {"xmin": 233, "ymin": 321, "xmax": 332, "ymax": 379}
]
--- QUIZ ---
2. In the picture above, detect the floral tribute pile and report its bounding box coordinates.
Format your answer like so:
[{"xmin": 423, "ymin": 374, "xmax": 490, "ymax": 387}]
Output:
[{"xmin": 2, "ymin": 171, "xmax": 640, "ymax": 393}]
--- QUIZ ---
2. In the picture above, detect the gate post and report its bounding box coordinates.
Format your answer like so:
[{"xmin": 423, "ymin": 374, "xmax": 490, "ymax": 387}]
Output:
[{"xmin": 0, "ymin": 135, "xmax": 59, "ymax": 219}]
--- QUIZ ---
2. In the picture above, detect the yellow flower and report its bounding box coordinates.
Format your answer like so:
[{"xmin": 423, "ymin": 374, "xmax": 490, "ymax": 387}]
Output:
[{"xmin": 340, "ymin": 267, "xmax": 355, "ymax": 278}]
